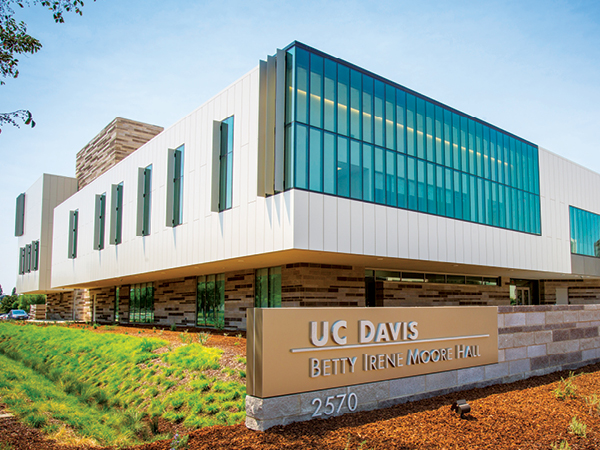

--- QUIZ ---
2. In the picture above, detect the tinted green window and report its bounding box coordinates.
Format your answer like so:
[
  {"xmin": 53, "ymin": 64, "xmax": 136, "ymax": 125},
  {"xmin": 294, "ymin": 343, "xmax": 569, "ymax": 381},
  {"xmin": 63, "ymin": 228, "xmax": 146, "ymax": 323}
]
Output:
[
  {"xmin": 417, "ymin": 160, "xmax": 426, "ymax": 212},
  {"xmin": 219, "ymin": 117, "xmax": 234, "ymax": 211},
  {"xmin": 397, "ymin": 154, "xmax": 407, "ymax": 208},
  {"xmin": 324, "ymin": 59, "xmax": 336, "ymax": 132},
  {"xmin": 94, "ymin": 193, "xmax": 106, "ymax": 250},
  {"xmin": 129, "ymin": 283, "xmax": 154, "ymax": 323},
  {"xmin": 337, "ymin": 136, "xmax": 350, "ymax": 197},
  {"xmin": 197, "ymin": 274, "xmax": 225, "ymax": 328},
  {"xmin": 385, "ymin": 150, "xmax": 396, "ymax": 207},
  {"xmin": 374, "ymin": 80, "xmax": 385, "ymax": 147},
  {"xmin": 374, "ymin": 147, "xmax": 385, "ymax": 204},
  {"xmin": 115, "ymin": 286, "xmax": 120, "ymax": 323},
  {"xmin": 427, "ymin": 162, "xmax": 436, "ymax": 214},
  {"xmin": 68, "ymin": 210, "xmax": 78, "ymax": 259},
  {"xmin": 295, "ymin": 48, "xmax": 309, "ymax": 124},
  {"xmin": 32, "ymin": 240, "xmax": 39, "ymax": 271},
  {"xmin": 407, "ymin": 156, "xmax": 417, "ymax": 210},
  {"xmin": 295, "ymin": 124, "xmax": 308, "ymax": 189},
  {"xmin": 350, "ymin": 140, "xmax": 362, "ymax": 200},
  {"xmin": 384, "ymin": 84, "xmax": 395, "ymax": 150},
  {"xmin": 396, "ymin": 90, "xmax": 406, "ymax": 153},
  {"xmin": 113, "ymin": 182, "xmax": 123, "ymax": 245},
  {"xmin": 255, "ymin": 267, "xmax": 281, "ymax": 308},
  {"xmin": 309, "ymin": 128, "xmax": 322, "ymax": 192},
  {"xmin": 363, "ymin": 144, "xmax": 374, "ymax": 202},
  {"xmin": 337, "ymin": 66, "xmax": 349, "ymax": 136},
  {"xmin": 15, "ymin": 193, "xmax": 25, "ymax": 237},
  {"xmin": 170, "ymin": 145, "xmax": 184, "ymax": 226},
  {"xmin": 309, "ymin": 53, "xmax": 323, "ymax": 128},
  {"xmin": 362, "ymin": 75, "xmax": 373, "ymax": 143},
  {"xmin": 323, "ymin": 132, "xmax": 336, "ymax": 195},
  {"xmin": 350, "ymin": 70, "xmax": 362, "ymax": 140},
  {"xmin": 141, "ymin": 165, "xmax": 152, "ymax": 236}
]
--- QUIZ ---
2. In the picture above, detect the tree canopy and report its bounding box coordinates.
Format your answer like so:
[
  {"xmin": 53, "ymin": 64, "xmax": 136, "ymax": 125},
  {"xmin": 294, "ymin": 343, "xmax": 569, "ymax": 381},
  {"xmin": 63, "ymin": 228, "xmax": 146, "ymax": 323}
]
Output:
[{"xmin": 1, "ymin": 0, "xmax": 93, "ymax": 133}]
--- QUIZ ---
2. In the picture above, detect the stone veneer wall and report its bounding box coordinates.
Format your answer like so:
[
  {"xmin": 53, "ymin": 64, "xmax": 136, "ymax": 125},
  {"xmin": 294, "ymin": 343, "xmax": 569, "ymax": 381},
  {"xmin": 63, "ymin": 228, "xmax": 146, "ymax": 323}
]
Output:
[
  {"xmin": 281, "ymin": 264, "xmax": 365, "ymax": 307},
  {"xmin": 540, "ymin": 279, "xmax": 600, "ymax": 305},
  {"xmin": 89, "ymin": 287, "xmax": 115, "ymax": 323},
  {"xmin": 154, "ymin": 277, "xmax": 197, "ymax": 326},
  {"xmin": 380, "ymin": 277, "xmax": 511, "ymax": 307},
  {"xmin": 225, "ymin": 271, "xmax": 255, "ymax": 330},
  {"xmin": 75, "ymin": 117, "xmax": 163, "ymax": 189},
  {"xmin": 245, "ymin": 305, "xmax": 600, "ymax": 431},
  {"xmin": 29, "ymin": 304, "xmax": 46, "ymax": 320},
  {"xmin": 46, "ymin": 289, "xmax": 91, "ymax": 321}
]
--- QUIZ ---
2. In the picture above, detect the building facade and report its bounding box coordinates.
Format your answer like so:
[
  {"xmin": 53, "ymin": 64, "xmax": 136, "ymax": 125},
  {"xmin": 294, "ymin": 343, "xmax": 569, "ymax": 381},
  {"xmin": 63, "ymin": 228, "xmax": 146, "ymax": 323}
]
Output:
[{"xmin": 16, "ymin": 42, "xmax": 600, "ymax": 328}]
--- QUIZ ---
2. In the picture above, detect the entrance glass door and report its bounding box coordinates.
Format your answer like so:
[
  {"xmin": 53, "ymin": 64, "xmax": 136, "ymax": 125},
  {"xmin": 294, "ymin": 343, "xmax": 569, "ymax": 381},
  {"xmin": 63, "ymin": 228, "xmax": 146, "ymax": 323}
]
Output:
[{"xmin": 515, "ymin": 287, "xmax": 531, "ymax": 306}]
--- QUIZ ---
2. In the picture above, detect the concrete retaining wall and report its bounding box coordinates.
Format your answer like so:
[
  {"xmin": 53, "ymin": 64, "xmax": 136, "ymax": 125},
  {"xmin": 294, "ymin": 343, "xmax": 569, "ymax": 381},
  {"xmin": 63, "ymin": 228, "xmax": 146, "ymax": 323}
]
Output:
[{"xmin": 246, "ymin": 305, "xmax": 600, "ymax": 431}]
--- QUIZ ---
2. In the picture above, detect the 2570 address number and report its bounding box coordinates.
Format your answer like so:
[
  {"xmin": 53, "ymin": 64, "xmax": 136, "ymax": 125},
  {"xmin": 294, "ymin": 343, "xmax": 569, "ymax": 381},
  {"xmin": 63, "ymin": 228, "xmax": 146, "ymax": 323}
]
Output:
[{"xmin": 311, "ymin": 392, "xmax": 358, "ymax": 417}]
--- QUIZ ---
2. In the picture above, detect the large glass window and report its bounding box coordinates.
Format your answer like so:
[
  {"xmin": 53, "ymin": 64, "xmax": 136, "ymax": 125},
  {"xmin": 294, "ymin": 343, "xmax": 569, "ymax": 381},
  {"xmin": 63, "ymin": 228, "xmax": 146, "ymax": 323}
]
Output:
[
  {"xmin": 570, "ymin": 206, "xmax": 600, "ymax": 257},
  {"xmin": 197, "ymin": 274, "xmax": 225, "ymax": 328},
  {"xmin": 219, "ymin": 117, "xmax": 234, "ymax": 212},
  {"xmin": 255, "ymin": 267, "xmax": 281, "ymax": 308},
  {"xmin": 284, "ymin": 44, "xmax": 541, "ymax": 235},
  {"xmin": 129, "ymin": 283, "xmax": 154, "ymax": 323}
]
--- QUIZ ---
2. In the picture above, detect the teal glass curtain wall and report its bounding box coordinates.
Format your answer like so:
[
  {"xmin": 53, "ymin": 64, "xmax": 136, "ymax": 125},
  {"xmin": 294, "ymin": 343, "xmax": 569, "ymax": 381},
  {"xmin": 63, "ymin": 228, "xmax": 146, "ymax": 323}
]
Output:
[
  {"xmin": 283, "ymin": 44, "xmax": 541, "ymax": 235},
  {"xmin": 570, "ymin": 206, "xmax": 600, "ymax": 257}
]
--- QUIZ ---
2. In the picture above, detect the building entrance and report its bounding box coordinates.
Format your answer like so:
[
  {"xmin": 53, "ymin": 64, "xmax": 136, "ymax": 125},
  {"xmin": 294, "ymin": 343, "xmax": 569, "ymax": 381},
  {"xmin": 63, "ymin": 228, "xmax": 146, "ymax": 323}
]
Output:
[{"xmin": 515, "ymin": 287, "xmax": 532, "ymax": 305}]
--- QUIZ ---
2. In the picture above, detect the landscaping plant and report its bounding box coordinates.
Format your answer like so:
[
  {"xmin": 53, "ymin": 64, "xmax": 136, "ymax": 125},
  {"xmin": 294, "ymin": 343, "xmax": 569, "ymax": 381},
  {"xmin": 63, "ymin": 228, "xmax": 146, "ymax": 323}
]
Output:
[{"xmin": 0, "ymin": 322, "xmax": 246, "ymax": 447}]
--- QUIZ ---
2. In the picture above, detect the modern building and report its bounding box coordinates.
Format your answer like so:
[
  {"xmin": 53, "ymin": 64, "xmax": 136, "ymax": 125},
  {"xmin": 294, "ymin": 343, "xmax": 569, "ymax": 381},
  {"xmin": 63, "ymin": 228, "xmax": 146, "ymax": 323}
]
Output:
[{"xmin": 15, "ymin": 42, "xmax": 600, "ymax": 329}]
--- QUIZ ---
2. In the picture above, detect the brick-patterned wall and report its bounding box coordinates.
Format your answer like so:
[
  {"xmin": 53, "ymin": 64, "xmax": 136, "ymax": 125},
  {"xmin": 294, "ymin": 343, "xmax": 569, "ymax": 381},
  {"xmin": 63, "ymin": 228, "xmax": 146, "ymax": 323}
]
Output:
[
  {"xmin": 119, "ymin": 286, "xmax": 130, "ymax": 323},
  {"xmin": 282, "ymin": 264, "xmax": 365, "ymax": 307},
  {"xmin": 380, "ymin": 277, "xmax": 511, "ymax": 307},
  {"xmin": 73, "ymin": 289, "xmax": 91, "ymax": 322},
  {"xmin": 46, "ymin": 289, "xmax": 90, "ymax": 321},
  {"xmin": 89, "ymin": 287, "xmax": 115, "ymax": 323},
  {"xmin": 540, "ymin": 280, "xmax": 600, "ymax": 305},
  {"xmin": 154, "ymin": 277, "xmax": 197, "ymax": 326},
  {"xmin": 29, "ymin": 304, "xmax": 46, "ymax": 320},
  {"xmin": 46, "ymin": 292, "xmax": 70, "ymax": 320},
  {"xmin": 75, "ymin": 117, "xmax": 163, "ymax": 189},
  {"xmin": 225, "ymin": 271, "xmax": 254, "ymax": 330}
]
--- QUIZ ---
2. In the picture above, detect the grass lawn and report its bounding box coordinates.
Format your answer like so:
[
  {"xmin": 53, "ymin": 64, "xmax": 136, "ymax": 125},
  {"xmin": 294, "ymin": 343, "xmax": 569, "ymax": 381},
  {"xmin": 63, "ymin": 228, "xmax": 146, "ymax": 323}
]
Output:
[{"xmin": 0, "ymin": 322, "xmax": 246, "ymax": 447}]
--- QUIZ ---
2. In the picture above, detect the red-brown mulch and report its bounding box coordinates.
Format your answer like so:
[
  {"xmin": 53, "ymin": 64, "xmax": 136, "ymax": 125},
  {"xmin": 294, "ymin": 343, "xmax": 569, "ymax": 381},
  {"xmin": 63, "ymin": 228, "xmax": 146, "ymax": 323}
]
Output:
[
  {"xmin": 129, "ymin": 364, "xmax": 600, "ymax": 450},
  {"xmin": 4, "ymin": 324, "xmax": 600, "ymax": 449}
]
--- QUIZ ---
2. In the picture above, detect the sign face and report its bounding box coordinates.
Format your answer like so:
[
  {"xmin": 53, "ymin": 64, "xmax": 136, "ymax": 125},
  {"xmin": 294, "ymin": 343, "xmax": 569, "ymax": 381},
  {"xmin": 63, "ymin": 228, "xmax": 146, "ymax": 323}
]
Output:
[{"xmin": 247, "ymin": 307, "xmax": 498, "ymax": 398}]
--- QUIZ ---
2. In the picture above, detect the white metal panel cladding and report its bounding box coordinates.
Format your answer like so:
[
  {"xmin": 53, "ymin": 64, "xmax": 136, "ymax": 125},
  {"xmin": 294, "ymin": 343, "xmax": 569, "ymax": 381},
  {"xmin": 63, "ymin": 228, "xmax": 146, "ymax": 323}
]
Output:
[{"xmin": 48, "ymin": 56, "xmax": 600, "ymax": 289}]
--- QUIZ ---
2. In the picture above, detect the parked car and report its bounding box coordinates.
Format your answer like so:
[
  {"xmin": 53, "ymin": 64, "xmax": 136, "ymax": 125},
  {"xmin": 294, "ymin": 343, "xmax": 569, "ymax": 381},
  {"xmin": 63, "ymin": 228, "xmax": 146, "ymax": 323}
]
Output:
[
  {"xmin": 0, "ymin": 313, "xmax": 8, "ymax": 320},
  {"xmin": 7, "ymin": 310, "xmax": 29, "ymax": 320}
]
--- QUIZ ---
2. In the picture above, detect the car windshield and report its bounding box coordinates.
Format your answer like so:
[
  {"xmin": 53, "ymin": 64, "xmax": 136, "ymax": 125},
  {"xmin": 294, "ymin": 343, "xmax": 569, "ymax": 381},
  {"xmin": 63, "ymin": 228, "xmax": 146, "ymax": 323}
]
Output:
[{"xmin": 12, "ymin": 310, "xmax": 26, "ymax": 315}]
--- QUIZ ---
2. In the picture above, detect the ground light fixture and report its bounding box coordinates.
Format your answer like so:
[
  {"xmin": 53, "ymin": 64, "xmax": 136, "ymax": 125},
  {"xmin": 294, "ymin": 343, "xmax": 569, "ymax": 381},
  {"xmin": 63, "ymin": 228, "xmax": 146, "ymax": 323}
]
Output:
[{"xmin": 451, "ymin": 399, "xmax": 471, "ymax": 419}]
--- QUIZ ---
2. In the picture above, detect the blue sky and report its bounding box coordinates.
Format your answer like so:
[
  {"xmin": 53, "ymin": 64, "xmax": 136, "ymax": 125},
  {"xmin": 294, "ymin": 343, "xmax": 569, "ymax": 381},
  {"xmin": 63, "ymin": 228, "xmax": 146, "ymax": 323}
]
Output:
[{"xmin": 2, "ymin": 0, "xmax": 600, "ymax": 292}]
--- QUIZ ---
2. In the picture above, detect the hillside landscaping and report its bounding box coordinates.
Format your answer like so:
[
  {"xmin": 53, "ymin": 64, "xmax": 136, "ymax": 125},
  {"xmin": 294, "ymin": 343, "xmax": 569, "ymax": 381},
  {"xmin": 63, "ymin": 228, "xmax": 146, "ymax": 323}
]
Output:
[
  {"xmin": 2, "ymin": 322, "xmax": 600, "ymax": 449},
  {"xmin": 0, "ymin": 322, "xmax": 246, "ymax": 447}
]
